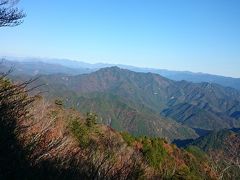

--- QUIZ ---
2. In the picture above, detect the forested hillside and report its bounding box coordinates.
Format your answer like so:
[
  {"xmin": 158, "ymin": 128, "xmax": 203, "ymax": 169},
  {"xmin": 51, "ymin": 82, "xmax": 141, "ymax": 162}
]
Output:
[
  {"xmin": 1, "ymin": 0, "xmax": 240, "ymax": 179},
  {"xmin": 22, "ymin": 67, "xmax": 240, "ymax": 141},
  {"xmin": 186, "ymin": 129, "xmax": 240, "ymax": 179},
  {"xmin": 0, "ymin": 75, "xmax": 219, "ymax": 179}
]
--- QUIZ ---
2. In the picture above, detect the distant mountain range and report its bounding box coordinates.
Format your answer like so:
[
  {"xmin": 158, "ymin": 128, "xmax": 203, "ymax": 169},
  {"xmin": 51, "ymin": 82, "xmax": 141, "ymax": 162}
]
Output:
[
  {"xmin": 2, "ymin": 57, "xmax": 240, "ymax": 90},
  {"xmin": 2, "ymin": 58, "xmax": 240, "ymax": 141},
  {"xmin": 19, "ymin": 66, "xmax": 239, "ymax": 141}
]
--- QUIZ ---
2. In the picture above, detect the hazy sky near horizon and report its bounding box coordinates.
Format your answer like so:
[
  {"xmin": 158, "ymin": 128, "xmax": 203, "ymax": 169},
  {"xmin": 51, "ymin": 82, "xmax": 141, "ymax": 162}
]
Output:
[{"xmin": 0, "ymin": 0, "xmax": 240, "ymax": 77}]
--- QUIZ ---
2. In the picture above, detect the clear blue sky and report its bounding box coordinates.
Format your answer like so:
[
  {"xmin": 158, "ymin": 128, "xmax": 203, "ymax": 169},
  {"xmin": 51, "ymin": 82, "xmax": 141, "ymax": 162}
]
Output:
[{"xmin": 0, "ymin": 0, "xmax": 240, "ymax": 77}]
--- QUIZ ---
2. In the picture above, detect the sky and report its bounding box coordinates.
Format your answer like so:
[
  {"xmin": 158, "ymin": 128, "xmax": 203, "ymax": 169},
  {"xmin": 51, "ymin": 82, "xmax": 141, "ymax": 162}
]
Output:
[{"xmin": 0, "ymin": 0, "xmax": 240, "ymax": 77}]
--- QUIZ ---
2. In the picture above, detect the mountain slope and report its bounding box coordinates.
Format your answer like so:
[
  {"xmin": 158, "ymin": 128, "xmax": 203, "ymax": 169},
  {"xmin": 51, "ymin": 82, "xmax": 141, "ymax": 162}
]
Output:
[
  {"xmin": 24, "ymin": 67, "xmax": 240, "ymax": 140},
  {"xmin": 27, "ymin": 67, "xmax": 198, "ymax": 140},
  {"xmin": 0, "ymin": 93, "xmax": 218, "ymax": 179},
  {"xmin": 186, "ymin": 129, "xmax": 240, "ymax": 179},
  {"xmin": 189, "ymin": 129, "xmax": 240, "ymax": 152},
  {"xmin": 69, "ymin": 92, "xmax": 197, "ymax": 140},
  {"xmin": 0, "ymin": 71, "xmax": 217, "ymax": 179},
  {"xmin": 161, "ymin": 81, "xmax": 240, "ymax": 129}
]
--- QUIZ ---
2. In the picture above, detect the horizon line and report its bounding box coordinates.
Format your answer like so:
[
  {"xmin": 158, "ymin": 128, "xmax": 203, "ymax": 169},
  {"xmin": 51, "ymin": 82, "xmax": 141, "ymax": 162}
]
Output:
[{"xmin": 1, "ymin": 55, "xmax": 239, "ymax": 79}]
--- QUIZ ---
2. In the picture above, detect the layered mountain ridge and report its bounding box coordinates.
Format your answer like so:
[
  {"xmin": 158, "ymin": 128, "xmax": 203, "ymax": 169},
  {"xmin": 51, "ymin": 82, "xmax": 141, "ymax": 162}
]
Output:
[
  {"xmin": 26, "ymin": 66, "xmax": 240, "ymax": 141},
  {"xmin": 3, "ymin": 58, "xmax": 240, "ymax": 90}
]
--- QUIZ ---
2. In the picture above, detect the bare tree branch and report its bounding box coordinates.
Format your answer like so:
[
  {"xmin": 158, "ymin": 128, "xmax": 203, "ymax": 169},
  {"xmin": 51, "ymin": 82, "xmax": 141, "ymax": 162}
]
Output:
[{"xmin": 0, "ymin": 0, "xmax": 25, "ymax": 27}]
